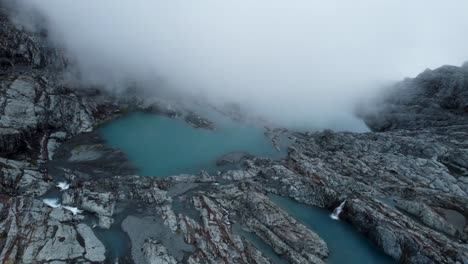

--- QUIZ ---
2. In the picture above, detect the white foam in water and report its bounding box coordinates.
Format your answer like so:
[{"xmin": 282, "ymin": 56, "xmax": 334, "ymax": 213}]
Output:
[
  {"xmin": 56, "ymin": 181, "xmax": 70, "ymax": 191},
  {"xmin": 330, "ymin": 200, "xmax": 346, "ymax": 220},
  {"xmin": 42, "ymin": 198, "xmax": 61, "ymax": 208},
  {"xmin": 42, "ymin": 198, "xmax": 82, "ymax": 215},
  {"xmin": 63, "ymin": 206, "xmax": 83, "ymax": 215}
]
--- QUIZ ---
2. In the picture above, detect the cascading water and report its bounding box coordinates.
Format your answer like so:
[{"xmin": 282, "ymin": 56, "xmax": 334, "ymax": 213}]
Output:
[
  {"xmin": 42, "ymin": 198, "xmax": 61, "ymax": 208},
  {"xmin": 42, "ymin": 198, "xmax": 83, "ymax": 215},
  {"xmin": 56, "ymin": 181, "xmax": 70, "ymax": 191},
  {"xmin": 330, "ymin": 200, "xmax": 346, "ymax": 220},
  {"xmin": 63, "ymin": 206, "xmax": 83, "ymax": 215}
]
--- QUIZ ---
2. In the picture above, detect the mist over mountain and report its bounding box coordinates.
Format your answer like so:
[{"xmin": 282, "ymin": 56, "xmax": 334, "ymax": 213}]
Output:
[{"xmin": 6, "ymin": 0, "xmax": 468, "ymax": 129}]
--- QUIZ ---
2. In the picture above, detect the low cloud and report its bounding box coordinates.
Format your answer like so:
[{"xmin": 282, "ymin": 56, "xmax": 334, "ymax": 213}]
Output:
[{"xmin": 7, "ymin": 0, "xmax": 468, "ymax": 130}]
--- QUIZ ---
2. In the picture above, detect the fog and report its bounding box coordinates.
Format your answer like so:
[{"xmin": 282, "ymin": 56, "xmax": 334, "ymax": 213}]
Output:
[{"xmin": 8, "ymin": 0, "xmax": 468, "ymax": 130}]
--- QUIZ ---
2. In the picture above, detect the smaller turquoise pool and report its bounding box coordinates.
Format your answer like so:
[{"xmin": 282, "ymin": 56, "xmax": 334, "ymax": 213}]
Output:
[
  {"xmin": 100, "ymin": 112, "xmax": 284, "ymax": 177},
  {"xmin": 270, "ymin": 194, "xmax": 396, "ymax": 264}
]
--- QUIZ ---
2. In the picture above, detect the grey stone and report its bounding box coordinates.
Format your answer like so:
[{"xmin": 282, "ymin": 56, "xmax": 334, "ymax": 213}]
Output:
[
  {"xmin": 142, "ymin": 239, "xmax": 178, "ymax": 264},
  {"xmin": 75, "ymin": 223, "xmax": 106, "ymax": 262}
]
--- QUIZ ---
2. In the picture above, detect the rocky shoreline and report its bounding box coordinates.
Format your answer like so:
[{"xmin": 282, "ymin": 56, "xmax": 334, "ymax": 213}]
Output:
[{"xmin": 0, "ymin": 7, "xmax": 467, "ymax": 264}]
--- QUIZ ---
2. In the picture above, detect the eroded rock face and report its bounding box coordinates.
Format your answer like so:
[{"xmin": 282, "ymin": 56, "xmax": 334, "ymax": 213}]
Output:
[
  {"xmin": 362, "ymin": 65, "xmax": 468, "ymax": 132},
  {"xmin": 0, "ymin": 12, "xmax": 121, "ymax": 160},
  {"xmin": 253, "ymin": 127, "xmax": 468, "ymax": 262},
  {"xmin": 0, "ymin": 158, "xmax": 50, "ymax": 196},
  {"xmin": 0, "ymin": 74, "xmax": 119, "ymax": 159},
  {"xmin": 0, "ymin": 8, "xmax": 53, "ymax": 69},
  {"xmin": 0, "ymin": 197, "xmax": 105, "ymax": 263},
  {"xmin": 0, "ymin": 9, "xmax": 116, "ymax": 263},
  {"xmin": 142, "ymin": 239, "xmax": 178, "ymax": 264},
  {"xmin": 184, "ymin": 185, "xmax": 328, "ymax": 264},
  {"xmin": 345, "ymin": 197, "xmax": 467, "ymax": 263}
]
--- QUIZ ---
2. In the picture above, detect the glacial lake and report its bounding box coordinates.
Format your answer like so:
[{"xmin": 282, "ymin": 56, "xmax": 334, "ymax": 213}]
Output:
[
  {"xmin": 99, "ymin": 111, "xmax": 394, "ymax": 263},
  {"xmin": 100, "ymin": 112, "xmax": 285, "ymax": 176}
]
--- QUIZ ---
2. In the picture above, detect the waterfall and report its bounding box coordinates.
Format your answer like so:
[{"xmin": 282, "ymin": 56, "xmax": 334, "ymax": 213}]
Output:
[
  {"xmin": 43, "ymin": 198, "xmax": 61, "ymax": 208},
  {"xmin": 42, "ymin": 198, "xmax": 82, "ymax": 215},
  {"xmin": 63, "ymin": 206, "xmax": 83, "ymax": 215},
  {"xmin": 330, "ymin": 200, "xmax": 346, "ymax": 220},
  {"xmin": 56, "ymin": 181, "xmax": 70, "ymax": 191}
]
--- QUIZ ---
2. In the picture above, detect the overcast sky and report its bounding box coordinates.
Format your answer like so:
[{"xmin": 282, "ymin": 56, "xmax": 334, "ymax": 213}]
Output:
[{"xmin": 10, "ymin": 0, "xmax": 468, "ymax": 130}]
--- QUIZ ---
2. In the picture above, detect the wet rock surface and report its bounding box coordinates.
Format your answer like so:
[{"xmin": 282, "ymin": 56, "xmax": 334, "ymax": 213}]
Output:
[
  {"xmin": 216, "ymin": 151, "xmax": 254, "ymax": 167},
  {"xmin": 184, "ymin": 111, "xmax": 215, "ymax": 130},
  {"xmin": 0, "ymin": 6, "xmax": 467, "ymax": 264},
  {"xmin": 122, "ymin": 215, "xmax": 192, "ymax": 263},
  {"xmin": 0, "ymin": 196, "xmax": 105, "ymax": 263}
]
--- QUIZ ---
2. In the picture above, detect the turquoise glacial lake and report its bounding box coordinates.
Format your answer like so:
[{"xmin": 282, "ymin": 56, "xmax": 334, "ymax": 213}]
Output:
[
  {"xmin": 100, "ymin": 112, "xmax": 284, "ymax": 177},
  {"xmin": 100, "ymin": 111, "xmax": 394, "ymax": 263}
]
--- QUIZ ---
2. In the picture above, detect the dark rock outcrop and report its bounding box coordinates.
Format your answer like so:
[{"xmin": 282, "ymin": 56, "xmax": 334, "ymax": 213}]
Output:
[
  {"xmin": 0, "ymin": 8, "xmax": 121, "ymax": 160},
  {"xmin": 362, "ymin": 65, "xmax": 468, "ymax": 132},
  {"xmin": 184, "ymin": 111, "xmax": 215, "ymax": 130}
]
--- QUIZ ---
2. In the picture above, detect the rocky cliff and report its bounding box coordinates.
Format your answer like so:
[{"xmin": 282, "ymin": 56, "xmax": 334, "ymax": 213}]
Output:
[{"xmin": 0, "ymin": 7, "xmax": 467, "ymax": 264}]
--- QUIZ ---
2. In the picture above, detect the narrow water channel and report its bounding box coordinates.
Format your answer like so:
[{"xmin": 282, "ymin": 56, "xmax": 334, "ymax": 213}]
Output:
[{"xmin": 269, "ymin": 194, "xmax": 396, "ymax": 264}]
